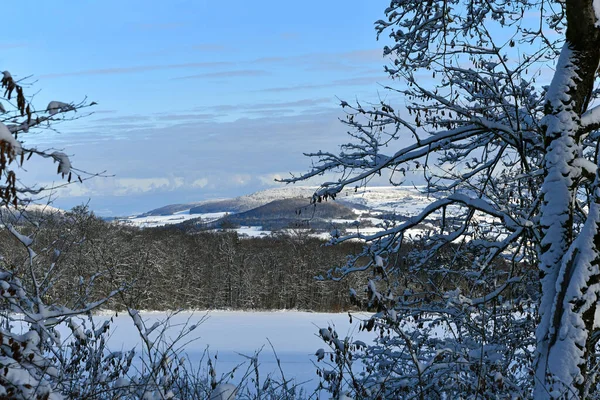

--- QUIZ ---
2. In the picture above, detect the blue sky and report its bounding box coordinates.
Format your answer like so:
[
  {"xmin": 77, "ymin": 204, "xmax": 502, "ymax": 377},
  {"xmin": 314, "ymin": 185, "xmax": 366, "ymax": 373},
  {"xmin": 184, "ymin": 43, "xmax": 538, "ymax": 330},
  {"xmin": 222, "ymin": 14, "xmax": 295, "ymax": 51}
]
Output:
[{"xmin": 6, "ymin": 0, "xmax": 394, "ymax": 215}]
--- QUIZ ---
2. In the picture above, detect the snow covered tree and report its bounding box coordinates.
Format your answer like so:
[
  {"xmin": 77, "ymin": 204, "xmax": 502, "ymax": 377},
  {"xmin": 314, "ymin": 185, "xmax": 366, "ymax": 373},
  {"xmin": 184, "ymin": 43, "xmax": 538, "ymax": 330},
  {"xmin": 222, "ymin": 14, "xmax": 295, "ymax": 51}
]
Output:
[
  {"xmin": 0, "ymin": 72, "xmax": 94, "ymax": 208},
  {"xmin": 284, "ymin": 1, "xmax": 600, "ymax": 398}
]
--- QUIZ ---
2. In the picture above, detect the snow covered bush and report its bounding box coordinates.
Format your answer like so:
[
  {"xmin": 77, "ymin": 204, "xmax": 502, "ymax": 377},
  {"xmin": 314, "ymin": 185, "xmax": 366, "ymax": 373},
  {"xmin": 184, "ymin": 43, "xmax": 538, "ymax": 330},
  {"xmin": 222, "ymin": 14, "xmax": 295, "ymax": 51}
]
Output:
[
  {"xmin": 0, "ymin": 71, "xmax": 104, "ymax": 398},
  {"xmin": 285, "ymin": 0, "xmax": 600, "ymax": 398},
  {"xmin": 0, "ymin": 73, "xmax": 95, "ymax": 208},
  {"xmin": 0, "ymin": 73, "xmax": 184, "ymax": 398},
  {"xmin": 0, "ymin": 73, "xmax": 210, "ymax": 399}
]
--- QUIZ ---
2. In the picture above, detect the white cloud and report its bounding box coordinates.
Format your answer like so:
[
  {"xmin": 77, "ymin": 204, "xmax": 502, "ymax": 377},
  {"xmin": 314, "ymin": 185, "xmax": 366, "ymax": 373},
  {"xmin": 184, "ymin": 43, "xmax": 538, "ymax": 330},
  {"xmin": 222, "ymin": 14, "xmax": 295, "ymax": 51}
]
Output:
[
  {"xmin": 192, "ymin": 178, "xmax": 209, "ymax": 188},
  {"xmin": 230, "ymin": 174, "xmax": 253, "ymax": 186},
  {"xmin": 50, "ymin": 176, "xmax": 190, "ymax": 198},
  {"xmin": 257, "ymin": 173, "xmax": 284, "ymax": 186},
  {"xmin": 113, "ymin": 178, "xmax": 180, "ymax": 196}
]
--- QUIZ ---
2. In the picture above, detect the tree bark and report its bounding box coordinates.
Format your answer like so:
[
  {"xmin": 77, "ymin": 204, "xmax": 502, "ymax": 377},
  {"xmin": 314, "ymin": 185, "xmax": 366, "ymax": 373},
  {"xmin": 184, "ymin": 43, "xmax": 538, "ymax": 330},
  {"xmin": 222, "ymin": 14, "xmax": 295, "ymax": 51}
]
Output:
[{"xmin": 535, "ymin": 1, "xmax": 600, "ymax": 397}]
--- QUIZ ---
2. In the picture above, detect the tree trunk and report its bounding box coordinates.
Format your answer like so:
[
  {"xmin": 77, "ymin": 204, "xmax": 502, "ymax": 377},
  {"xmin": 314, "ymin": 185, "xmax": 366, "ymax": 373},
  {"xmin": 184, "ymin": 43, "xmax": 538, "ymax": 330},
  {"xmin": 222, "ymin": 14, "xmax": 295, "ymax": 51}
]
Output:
[{"xmin": 535, "ymin": 2, "xmax": 600, "ymax": 397}]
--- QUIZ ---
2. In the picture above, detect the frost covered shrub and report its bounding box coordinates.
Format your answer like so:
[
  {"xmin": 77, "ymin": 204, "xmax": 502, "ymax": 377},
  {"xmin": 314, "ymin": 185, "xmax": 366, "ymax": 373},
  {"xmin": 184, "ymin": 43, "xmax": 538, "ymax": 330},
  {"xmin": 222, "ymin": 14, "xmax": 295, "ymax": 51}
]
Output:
[
  {"xmin": 285, "ymin": 0, "xmax": 600, "ymax": 397},
  {"xmin": 314, "ymin": 294, "xmax": 537, "ymax": 398}
]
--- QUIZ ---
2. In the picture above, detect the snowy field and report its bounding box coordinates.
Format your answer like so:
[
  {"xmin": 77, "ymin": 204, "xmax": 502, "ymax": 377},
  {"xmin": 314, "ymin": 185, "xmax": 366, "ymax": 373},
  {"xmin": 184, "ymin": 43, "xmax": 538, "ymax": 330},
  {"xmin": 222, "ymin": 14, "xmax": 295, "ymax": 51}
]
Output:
[
  {"xmin": 51, "ymin": 311, "xmax": 375, "ymax": 395},
  {"xmin": 117, "ymin": 211, "xmax": 228, "ymax": 229}
]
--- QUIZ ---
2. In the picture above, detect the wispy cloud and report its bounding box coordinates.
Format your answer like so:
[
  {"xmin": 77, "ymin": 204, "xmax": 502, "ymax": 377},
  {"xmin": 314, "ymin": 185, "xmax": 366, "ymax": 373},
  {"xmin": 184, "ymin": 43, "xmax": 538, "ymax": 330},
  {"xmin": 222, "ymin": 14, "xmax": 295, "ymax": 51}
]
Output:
[
  {"xmin": 205, "ymin": 97, "xmax": 333, "ymax": 113},
  {"xmin": 40, "ymin": 61, "xmax": 234, "ymax": 79},
  {"xmin": 252, "ymin": 48, "xmax": 383, "ymax": 72},
  {"xmin": 192, "ymin": 178, "xmax": 209, "ymax": 188},
  {"xmin": 91, "ymin": 122, "xmax": 159, "ymax": 131},
  {"xmin": 138, "ymin": 43, "xmax": 229, "ymax": 58},
  {"xmin": 90, "ymin": 112, "xmax": 218, "ymax": 125},
  {"xmin": 280, "ymin": 32, "xmax": 300, "ymax": 40},
  {"xmin": 258, "ymin": 75, "xmax": 386, "ymax": 93},
  {"xmin": 0, "ymin": 42, "xmax": 28, "ymax": 50},
  {"xmin": 93, "ymin": 115, "xmax": 154, "ymax": 123},
  {"xmin": 133, "ymin": 22, "xmax": 187, "ymax": 31},
  {"xmin": 39, "ymin": 49, "xmax": 383, "ymax": 80},
  {"xmin": 87, "ymin": 109, "xmax": 119, "ymax": 116},
  {"xmin": 246, "ymin": 97, "xmax": 333, "ymax": 109},
  {"xmin": 173, "ymin": 69, "xmax": 271, "ymax": 80},
  {"xmin": 252, "ymin": 48, "xmax": 381, "ymax": 64},
  {"xmin": 113, "ymin": 177, "xmax": 186, "ymax": 196},
  {"xmin": 253, "ymin": 56, "xmax": 287, "ymax": 64},
  {"xmin": 82, "ymin": 98, "xmax": 336, "ymax": 130},
  {"xmin": 192, "ymin": 43, "xmax": 228, "ymax": 52},
  {"xmin": 339, "ymin": 49, "xmax": 383, "ymax": 62},
  {"xmin": 153, "ymin": 113, "xmax": 217, "ymax": 121},
  {"xmin": 244, "ymin": 108, "xmax": 296, "ymax": 116},
  {"xmin": 57, "ymin": 176, "xmax": 191, "ymax": 198}
]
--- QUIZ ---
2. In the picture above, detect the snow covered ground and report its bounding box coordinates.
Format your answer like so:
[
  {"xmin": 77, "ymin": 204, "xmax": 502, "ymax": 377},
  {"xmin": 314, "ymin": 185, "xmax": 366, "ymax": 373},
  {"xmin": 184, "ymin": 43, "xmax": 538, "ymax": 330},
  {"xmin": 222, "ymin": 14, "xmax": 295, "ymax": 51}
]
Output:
[
  {"xmin": 337, "ymin": 185, "xmax": 433, "ymax": 214},
  {"xmin": 55, "ymin": 311, "xmax": 375, "ymax": 395},
  {"xmin": 238, "ymin": 185, "xmax": 435, "ymax": 215},
  {"xmin": 236, "ymin": 226, "xmax": 272, "ymax": 237},
  {"xmin": 117, "ymin": 211, "xmax": 227, "ymax": 229}
]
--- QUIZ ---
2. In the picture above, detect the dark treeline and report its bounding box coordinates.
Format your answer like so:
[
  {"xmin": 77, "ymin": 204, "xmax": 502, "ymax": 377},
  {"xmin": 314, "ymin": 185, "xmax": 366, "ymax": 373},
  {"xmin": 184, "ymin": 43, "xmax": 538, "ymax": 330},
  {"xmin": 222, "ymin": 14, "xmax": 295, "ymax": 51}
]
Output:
[{"xmin": 0, "ymin": 207, "xmax": 366, "ymax": 312}]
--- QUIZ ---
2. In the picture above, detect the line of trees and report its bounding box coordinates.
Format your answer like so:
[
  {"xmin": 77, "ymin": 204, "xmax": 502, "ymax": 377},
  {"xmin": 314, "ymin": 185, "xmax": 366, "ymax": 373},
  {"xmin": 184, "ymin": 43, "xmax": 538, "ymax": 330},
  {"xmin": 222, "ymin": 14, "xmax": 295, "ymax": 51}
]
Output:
[{"xmin": 1, "ymin": 206, "xmax": 368, "ymax": 312}]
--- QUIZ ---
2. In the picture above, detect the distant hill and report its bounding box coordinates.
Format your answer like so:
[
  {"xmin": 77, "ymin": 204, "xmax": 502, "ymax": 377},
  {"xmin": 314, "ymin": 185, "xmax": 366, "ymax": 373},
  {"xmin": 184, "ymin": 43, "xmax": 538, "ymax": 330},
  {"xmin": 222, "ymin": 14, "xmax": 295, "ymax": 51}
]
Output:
[
  {"xmin": 128, "ymin": 185, "xmax": 437, "ymax": 233},
  {"xmin": 141, "ymin": 187, "xmax": 319, "ymax": 217},
  {"xmin": 143, "ymin": 186, "xmax": 433, "ymax": 217},
  {"xmin": 234, "ymin": 198, "xmax": 354, "ymax": 219},
  {"xmin": 189, "ymin": 186, "xmax": 319, "ymax": 215},
  {"xmin": 141, "ymin": 203, "xmax": 206, "ymax": 216},
  {"xmin": 177, "ymin": 197, "xmax": 358, "ymax": 232},
  {"xmin": 189, "ymin": 199, "xmax": 257, "ymax": 214},
  {"xmin": 0, "ymin": 203, "xmax": 63, "ymax": 224}
]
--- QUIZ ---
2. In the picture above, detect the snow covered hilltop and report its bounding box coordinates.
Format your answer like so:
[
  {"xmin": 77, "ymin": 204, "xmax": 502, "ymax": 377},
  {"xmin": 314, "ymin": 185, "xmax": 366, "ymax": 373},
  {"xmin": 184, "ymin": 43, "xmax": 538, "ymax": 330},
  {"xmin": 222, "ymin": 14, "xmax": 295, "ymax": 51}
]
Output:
[{"xmin": 118, "ymin": 185, "xmax": 436, "ymax": 237}]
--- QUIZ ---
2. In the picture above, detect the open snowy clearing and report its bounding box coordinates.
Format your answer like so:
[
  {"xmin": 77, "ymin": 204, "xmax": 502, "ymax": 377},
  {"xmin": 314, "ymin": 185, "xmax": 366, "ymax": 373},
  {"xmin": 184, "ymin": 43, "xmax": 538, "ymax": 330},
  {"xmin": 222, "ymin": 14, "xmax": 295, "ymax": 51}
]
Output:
[{"xmin": 117, "ymin": 212, "xmax": 226, "ymax": 229}]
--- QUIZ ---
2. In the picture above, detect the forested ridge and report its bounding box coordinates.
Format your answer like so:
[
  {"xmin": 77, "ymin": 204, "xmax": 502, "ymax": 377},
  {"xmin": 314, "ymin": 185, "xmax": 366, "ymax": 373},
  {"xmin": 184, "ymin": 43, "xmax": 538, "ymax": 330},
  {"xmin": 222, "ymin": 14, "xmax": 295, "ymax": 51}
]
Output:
[{"xmin": 0, "ymin": 207, "xmax": 367, "ymax": 312}]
